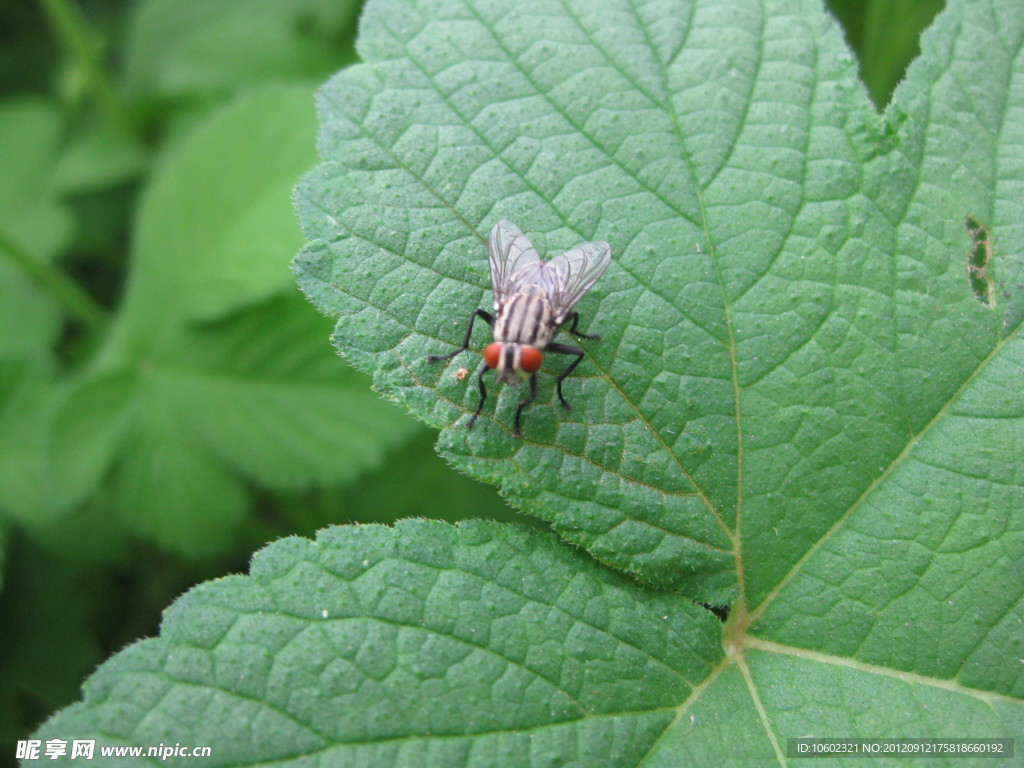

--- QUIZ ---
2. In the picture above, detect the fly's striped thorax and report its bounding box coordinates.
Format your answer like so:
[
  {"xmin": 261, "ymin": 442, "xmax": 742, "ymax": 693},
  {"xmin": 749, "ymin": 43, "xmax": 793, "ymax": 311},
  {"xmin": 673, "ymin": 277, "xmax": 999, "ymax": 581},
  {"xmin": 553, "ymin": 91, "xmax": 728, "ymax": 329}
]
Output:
[{"xmin": 493, "ymin": 289, "xmax": 556, "ymax": 349}]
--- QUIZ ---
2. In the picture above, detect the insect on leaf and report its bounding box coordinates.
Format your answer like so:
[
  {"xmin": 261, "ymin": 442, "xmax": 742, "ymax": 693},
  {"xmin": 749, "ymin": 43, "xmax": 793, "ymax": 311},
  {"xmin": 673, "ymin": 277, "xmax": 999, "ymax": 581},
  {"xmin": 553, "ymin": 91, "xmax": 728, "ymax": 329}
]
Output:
[
  {"xmin": 295, "ymin": 0, "xmax": 1024, "ymax": 606},
  {"xmin": 31, "ymin": 0, "xmax": 1024, "ymax": 764}
]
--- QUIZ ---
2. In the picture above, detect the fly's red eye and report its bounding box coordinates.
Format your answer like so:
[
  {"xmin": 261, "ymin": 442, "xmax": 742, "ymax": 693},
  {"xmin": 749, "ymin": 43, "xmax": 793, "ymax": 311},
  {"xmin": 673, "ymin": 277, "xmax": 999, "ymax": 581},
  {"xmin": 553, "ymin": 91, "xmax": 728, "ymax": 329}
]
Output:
[
  {"xmin": 519, "ymin": 346, "xmax": 543, "ymax": 373},
  {"xmin": 484, "ymin": 342, "xmax": 502, "ymax": 369}
]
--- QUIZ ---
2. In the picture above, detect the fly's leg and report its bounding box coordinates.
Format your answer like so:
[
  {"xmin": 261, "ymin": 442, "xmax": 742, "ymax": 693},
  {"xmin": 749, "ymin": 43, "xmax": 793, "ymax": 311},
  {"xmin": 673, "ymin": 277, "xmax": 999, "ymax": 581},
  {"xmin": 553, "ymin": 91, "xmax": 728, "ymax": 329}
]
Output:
[
  {"xmin": 427, "ymin": 309, "xmax": 493, "ymax": 362},
  {"xmin": 429, "ymin": 309, "xmax": 493, "ymax": 430},
  {"xmin": 513, "ymin": 373, "xmax": 539, "ymax": 436},
  {"xmin": 547, "ymin": 342, "xmax": 585, "ymax": 411},
  {"xmin": 465, "ymin": 360, "xmax": 490, "ymax": 429},
  {"xmin": 563, "ymin": 311, "xmax": 599, "ymax": 341}
]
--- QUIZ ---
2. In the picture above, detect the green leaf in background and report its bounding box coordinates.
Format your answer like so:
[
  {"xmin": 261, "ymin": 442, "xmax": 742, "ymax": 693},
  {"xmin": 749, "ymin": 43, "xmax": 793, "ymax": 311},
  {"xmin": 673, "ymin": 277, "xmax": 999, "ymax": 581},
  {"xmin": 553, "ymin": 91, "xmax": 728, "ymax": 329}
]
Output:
[
  {"xmin": 123, "ymin": 0, "xmax": 362, "ymax": 101},
  {"xmin": 51, "ymin": 116, "xmax": 148, "ymax": 196},
  {"xmin": 0, "ymin": 356, "xmax": 60, "ymax": 521},
  {"xmin": 0, "ymin": 99, "xmax": 72, "ymax": 522},
  {"xmin": 46, "ymin": 84, "xmax": 416, "ymax": 554},
  {"xmin": 275, "ymin": 430, "xmax": 535, "ymax": 533},
  {"xmin": 828, "ymin": 0, "xmax": 944, "ymax": 107},
  {"xmin": 0, "ymin": 99, "xmax": 74, "ymax": 264},
  {"xmin": 105, "ymin": 83, "xmax": 326, "ymax": 349},
  {"xmin": 160, "ymin": 297, "xmax": 412, "ymax": 490},
  {"xmin": 0, "ymin": 99, "xmax": 72, "ymax": 354}
]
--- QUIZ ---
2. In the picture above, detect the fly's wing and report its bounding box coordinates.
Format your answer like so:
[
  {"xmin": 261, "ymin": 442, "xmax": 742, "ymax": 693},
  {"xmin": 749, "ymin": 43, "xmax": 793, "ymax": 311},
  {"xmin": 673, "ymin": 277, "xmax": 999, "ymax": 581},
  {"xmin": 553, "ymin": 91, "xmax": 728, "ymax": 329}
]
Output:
[
  {"xmin": 541, "ymin": 240, "xmax": 612, "ymax": 322},
  {"xmin": 487, "ymin": 220, "xmax": 541, "ymax": 308}
]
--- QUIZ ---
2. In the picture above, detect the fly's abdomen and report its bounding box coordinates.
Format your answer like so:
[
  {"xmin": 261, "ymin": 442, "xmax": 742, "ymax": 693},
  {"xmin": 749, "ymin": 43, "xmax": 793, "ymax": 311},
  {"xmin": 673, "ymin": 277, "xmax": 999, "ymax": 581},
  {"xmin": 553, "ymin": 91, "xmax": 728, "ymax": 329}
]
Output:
[{"xmin": 493, "ymin": 292, "xmax": 555, "ymax": 348}]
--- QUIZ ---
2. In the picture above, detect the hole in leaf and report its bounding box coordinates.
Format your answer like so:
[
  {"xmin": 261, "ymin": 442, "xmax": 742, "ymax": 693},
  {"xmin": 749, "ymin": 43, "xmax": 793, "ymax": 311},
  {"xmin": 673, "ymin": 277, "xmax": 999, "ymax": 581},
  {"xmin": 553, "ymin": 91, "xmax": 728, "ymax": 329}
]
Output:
[{"xmin": 964, "ymin": 215, "xmax": 995, "ymax": 310}]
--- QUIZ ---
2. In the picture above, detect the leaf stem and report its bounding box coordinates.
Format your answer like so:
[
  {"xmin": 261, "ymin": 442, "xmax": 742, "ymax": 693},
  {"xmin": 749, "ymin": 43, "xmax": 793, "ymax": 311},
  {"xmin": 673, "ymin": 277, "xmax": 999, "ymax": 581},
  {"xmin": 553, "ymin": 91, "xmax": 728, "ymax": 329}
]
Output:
[
  {"xmin": 0, "ymin": 227, "xmax": 108, "ymax": 334},
  {"xmin": 37, "ymin": 0, "xmax": 134, "ymax": 135}
]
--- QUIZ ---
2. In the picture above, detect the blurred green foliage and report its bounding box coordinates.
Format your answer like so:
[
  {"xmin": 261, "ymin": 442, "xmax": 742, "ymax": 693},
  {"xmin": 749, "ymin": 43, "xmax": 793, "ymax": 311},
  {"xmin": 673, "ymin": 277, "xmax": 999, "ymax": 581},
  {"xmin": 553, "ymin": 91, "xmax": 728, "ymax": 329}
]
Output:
[
  {"xmin": 0, "ymin": 0, "xmax": 941, "ymax": 755},
  {"xmin": 828, "ymin": 0, "xmax": 944, "ymax": 108}
]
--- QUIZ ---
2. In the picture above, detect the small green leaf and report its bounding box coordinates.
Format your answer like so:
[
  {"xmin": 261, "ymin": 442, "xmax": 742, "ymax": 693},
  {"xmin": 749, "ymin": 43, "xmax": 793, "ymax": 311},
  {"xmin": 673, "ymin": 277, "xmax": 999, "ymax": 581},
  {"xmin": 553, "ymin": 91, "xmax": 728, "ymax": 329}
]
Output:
[
  {"xmin": 0, "ymin": 95, "xmax": 73, "ymax": 515},
  {"xmin": 0, "ymin": 258, "xmax": 60, "ymax": 361},
  {"xmin": 859, "ymin": 0, "xmax": 944, "ymax": 107}
]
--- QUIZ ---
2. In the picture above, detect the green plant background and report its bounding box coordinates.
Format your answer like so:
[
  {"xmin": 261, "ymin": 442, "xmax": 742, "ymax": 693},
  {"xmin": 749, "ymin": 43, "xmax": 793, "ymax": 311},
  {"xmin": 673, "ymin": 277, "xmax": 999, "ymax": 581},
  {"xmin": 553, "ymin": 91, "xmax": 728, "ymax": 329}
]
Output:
[{"xmin": 0, "ymin": 0, "xmax": 993, "ymax": 761}]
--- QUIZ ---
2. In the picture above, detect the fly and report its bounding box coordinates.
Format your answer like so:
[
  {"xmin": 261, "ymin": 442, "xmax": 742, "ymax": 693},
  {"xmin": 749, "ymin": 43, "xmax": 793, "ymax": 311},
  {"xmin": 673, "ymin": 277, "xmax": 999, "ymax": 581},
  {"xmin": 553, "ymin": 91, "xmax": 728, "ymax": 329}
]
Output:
[{"xmin": 428, "ymin": 220, "xmax": 611, "ymax": 435}]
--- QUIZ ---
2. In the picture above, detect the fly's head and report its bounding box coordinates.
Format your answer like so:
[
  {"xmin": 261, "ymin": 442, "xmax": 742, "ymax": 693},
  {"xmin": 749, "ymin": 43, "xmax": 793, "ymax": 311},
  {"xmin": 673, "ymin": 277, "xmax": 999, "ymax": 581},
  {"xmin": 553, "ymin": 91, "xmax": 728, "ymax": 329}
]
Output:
[{"xmin": 484, "ymin": 342, "xmax": 542, "ymax": 385}]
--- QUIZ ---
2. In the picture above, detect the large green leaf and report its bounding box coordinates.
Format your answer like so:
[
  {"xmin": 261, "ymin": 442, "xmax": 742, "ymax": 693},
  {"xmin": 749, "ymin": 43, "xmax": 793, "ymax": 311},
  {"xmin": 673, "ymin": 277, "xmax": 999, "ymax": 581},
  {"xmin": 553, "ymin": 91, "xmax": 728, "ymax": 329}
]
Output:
[
  {"xmin": 294, "ymin": 0, "xmax": 1023, "ymax": 600},
  {"xmin": 32, "ymin": 0, "xmax": 1023, "ymax": 763},
  {"xmin": 31, "ymin": 520, "xmax": 1021, "ymax": 766},
  {"xmin": 36, "ymin": 521, "xmax": 724, "ymax": 765}
]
